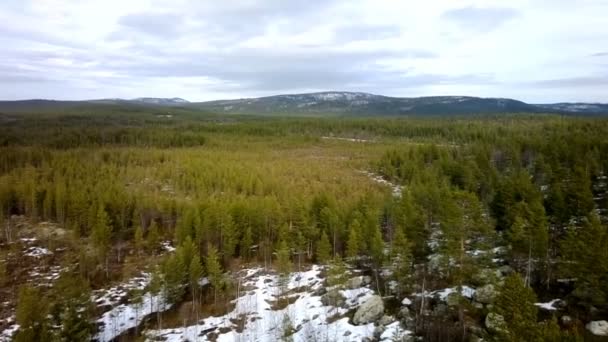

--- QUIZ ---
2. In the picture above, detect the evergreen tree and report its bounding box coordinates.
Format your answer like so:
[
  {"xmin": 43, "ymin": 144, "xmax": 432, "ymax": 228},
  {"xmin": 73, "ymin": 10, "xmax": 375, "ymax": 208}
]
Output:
[
  {"xmin": 326, "ymin": 256, "xmax": 348, "ymax": 289},
  {"xmin": 50, "ymin": 273, "xmax": 94, "ymax": 341},
  {"xmin": 91, "ymin": 205, "xmax": 112, "ymax": 277},
  {"xmin": 390, "ymin": 227, "xmax": 413, "ymax": 298},
  {"xmin": 559, "ymin": 214, "xmax": 608, "ymax": 305},
  {"xmin": 15, "ymin": 285, "xmax": 49, "ymax": 342},
  {"xmin": 316, "ymin": 231, "xmax": 331, "ymax": 264},
  {"xmin": 205, "ymin": 244, "xmax": 223, "ymax": 304},
  {"xmin": 346, "ymin": 219, "xmax": 361, "ymax": 259},
  {"xmin": 134, "ymin": 224, "xmax": 144, "ymax": 256},
  {"xmin": 240, "ymin": 224, "xmax": 253, "ymax": 260},
  {"xmin": 146, "ymin": 220, "xmax": 160, "ymax": 254},
  {"xmin": 189, "ymin": 253, "xmax": 204, "ymax": 318},
  {"xmin": 492, "ymin": 273, "xmax": 540, "ymax": 341}
]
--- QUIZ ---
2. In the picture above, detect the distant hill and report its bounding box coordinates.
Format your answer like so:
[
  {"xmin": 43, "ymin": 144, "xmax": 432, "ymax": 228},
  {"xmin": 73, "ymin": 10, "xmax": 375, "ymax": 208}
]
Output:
[
  {"xmin": 190, "ymin": 92, "xmax": 608, "ymax": 115},
  {"xmin": 0, "ymin": 92, "xmax": 606, "ymax": 116},
  {"xmin": 190, "ymin": 92, "xmax": 536, "ymax": 115}
]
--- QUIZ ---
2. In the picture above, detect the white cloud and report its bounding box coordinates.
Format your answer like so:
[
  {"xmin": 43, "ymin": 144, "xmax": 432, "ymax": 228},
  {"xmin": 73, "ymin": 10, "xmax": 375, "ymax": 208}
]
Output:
[{"xmin": 0, "ymin": 0, "xmax": 607, "ymax": 102}]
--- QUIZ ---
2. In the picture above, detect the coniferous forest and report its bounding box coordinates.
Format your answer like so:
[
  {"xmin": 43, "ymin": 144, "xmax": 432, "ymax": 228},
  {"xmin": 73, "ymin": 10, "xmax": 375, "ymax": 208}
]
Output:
[{"xmin": 1, "ymin": 107, "xmax": 608, "ymax": 341}]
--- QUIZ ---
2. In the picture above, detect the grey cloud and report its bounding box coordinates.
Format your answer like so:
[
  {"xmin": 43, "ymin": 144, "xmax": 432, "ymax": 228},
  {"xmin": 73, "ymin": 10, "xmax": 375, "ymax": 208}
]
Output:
[
  {"xmin": 532, "ymin": 76, "xmax": 608, "ymax": 88},
  {"xmin": 591, "ymin": 52, "xmax": 608, "ymax": 57},
  {"xmin": 442, "ymin": 6, "xmax": 519, "ymax": 31}
]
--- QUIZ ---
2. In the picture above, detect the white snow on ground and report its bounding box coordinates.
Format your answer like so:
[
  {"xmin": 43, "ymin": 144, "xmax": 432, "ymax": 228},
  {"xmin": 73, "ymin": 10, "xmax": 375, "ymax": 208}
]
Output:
[
  {"xmin": 415, "ymin": 286, "xmax": 476, "ymax": 300},
  {"xmin": 24, "ymin": 246, "xmax": 52, "ymax": 257},
  {"xmin": 0, "ymin": 324, "xmax": 18, "ymax": 342},
  {"xmin": 96, "ymin": 290, "xmax": 170, "ymax": 342},
  {"xmin": 161, "ymin": 241, "xmax": 176, "ymax": 252},
  {"xmin": 93, "ymin": 274, "xmax": 150, "ymax": 308},
  {"xmin": 535, "ymin": 299, "xmax": 562, "ymax": 311},
  {"xmin": 145, "ymin": 265, "xmax": 402, "ymax": 342},
  {"xmin": 360, "ymin": 171, "xmax": 402, "ymax": 198},
  {"xmin": 380, "ymin": 321, "xmax": 411, "ymax": 341},
  {"xmin": 321, "ymin": 136, "xmax": 373, "ymax": 143}
]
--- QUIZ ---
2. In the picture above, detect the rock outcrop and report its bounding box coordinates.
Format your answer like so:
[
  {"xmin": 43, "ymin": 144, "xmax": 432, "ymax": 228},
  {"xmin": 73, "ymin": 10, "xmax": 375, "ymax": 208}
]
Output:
[
  {"xmin": 353, "ymin": 295, "xmax": 384, "ymax": 325},
  {"xmin": 586, "ymin": 321, "xmax": 608, "ymax": 336}
]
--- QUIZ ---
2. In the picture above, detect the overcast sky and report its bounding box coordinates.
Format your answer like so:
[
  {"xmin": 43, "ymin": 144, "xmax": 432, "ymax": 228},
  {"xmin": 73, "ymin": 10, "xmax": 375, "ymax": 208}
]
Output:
[{"xmin": 1, "ymin": 0, "xmax": 607, "ymax": 102}]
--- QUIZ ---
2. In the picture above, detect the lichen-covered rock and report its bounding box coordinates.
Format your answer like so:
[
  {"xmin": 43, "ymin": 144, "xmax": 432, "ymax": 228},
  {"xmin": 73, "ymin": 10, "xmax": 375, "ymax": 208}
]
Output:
[
  {"xmin": 353, "ymin": 295, "xmax": 384, "ymax": 325},
  {"xmin": 586, "ymin": 321, "xmax": 608, "ymax": 336},
  {"xmin": 321, "ymin": 289, "xmax": 346, "ymax": 308},
  {"xmin": 485, "ymin": 312, "xmax": 507, "ymax": 334},
  {"xmin": 475, "ymin": 284, "xmax": 497, "ymax": 304},
  {"xmin": 378, "ymin": 315, "xmax": 394, "ymax": 326},
  {"xmin": 346, "ymin": 276, "xmax": 364, "ymax": 289},
  {"xmin": 472, "ymin": 268, "xmax": 502, "ymax": 285}
]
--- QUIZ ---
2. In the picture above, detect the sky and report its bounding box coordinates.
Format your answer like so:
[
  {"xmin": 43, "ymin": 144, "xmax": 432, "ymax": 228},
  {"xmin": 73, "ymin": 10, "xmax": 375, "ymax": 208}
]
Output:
[{"xmin": 1, "ymin": 0, "xmax": 607, "ymax": 102}]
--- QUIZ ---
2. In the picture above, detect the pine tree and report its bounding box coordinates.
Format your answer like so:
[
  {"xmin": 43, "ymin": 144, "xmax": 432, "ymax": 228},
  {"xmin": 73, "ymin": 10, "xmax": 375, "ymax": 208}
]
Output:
[
  {"xmin": 240, "ymin": 224, "xmax": 253, "ymax": 260},
  {"xmin": 134, "ymin": 225, "xmax": 144, "ymax": 256},
  {"xmin": 50, "ymin": 273, "xmax": 94, "ymax": 341},
  {"xmin": 91, "ymin": 205, "xmax": 112, "ymax": 277},
  {"xmin": 346, "ymin": 219, "xmax": 360, "ymax": 259},
  {"xmin": 391, "ymin": 228, "xmax": 412, "ymax": 298},
  {"xmin": 276, "ymin": 239, "xmax": 292, "ymax": 276},
  {"xmin": 492, "ymin": 273, "xmax": 540, "ymax": 341},
  {"xmin": 161, "ymin": 253, "xmax": 186, "ymax": 304},
  {"xmin": 15, "ymin": 285, "xmax": 49, "ymax": 342},
  {"xmin": 146, "ymin": 220, "xmax": 160, "ymax": 254},
  {"xmin": 369, "ymin": 223, "xmax": 384, "ymax": 267},
  {"xmin": 559, "ymin": 214, "xmax": 608, "ymax": 305},
  {"xmin": 326, "ymin": 256, "xmax": 348, "ymax": 289},
  {"xmin": 189, "ymin": 253, "xmax": 204, "ymax": 319},
  {"xmin": 205, "ymin": 244, "xmax": 223, "ymax": 304},
  {"xmin": 316, "ymin": 231, "xmax": 331, "ymax": 264}
]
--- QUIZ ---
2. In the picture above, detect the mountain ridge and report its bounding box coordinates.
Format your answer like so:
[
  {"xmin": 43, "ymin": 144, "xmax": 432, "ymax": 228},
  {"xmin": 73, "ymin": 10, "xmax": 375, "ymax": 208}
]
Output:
[{"xmin": 0, "ymin": 92, "xmax": 606, "ymax": 115}]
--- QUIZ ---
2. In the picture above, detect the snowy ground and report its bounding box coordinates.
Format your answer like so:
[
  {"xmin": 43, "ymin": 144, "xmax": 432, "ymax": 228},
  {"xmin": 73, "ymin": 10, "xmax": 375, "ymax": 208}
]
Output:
[
  {"xmin": 361, "ymin": 171, "xmax": 403, "ymax": 198},
  {"xmin": 95, "ymin": 288, "xmax": 170, "ymax": 342},
  {"xmin": 145, "ymin": 265, "xmax": 408, "ymax": 342}
]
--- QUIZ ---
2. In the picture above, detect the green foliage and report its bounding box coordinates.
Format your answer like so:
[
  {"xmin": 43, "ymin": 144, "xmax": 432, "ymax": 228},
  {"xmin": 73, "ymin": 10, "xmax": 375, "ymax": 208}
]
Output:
[
  {"xmin": 275, "ymin": 239, "xmax": 292, "ymax": 276},
  {"xmin": 346, "ymin": 219, "xmax": 361, "ymax": 259},
  {"xmin": 146, "ymin": 220, "xmax": 160, "ymax": 254},
  {"xmin": 49, "ymin": 273, "xmax": 95, "ymax": 341},
  {"xmin": 15, "ymin": 285, "xmax": 50, "ymax": 342},
  {"xmin": 326, "ymin": 256, "xmax": 349, "ymax": 289},
  {"xmin": 205, "ymin": 244, "xmax": 224, "ymax": 303},
  {"xmin": 492, "ymin": 273, "xmax": 540, "ymax": 341},
  {"xmin": 316, "ymin": 231, "xmax": 331, "ymax": 264},
  {"xmin": 91, "ymin": 205, "xmax": 112, "ymax": 261},
  {"xmin": 559, "ymin": 214, "xmax": 608, "ymax": 306}
]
